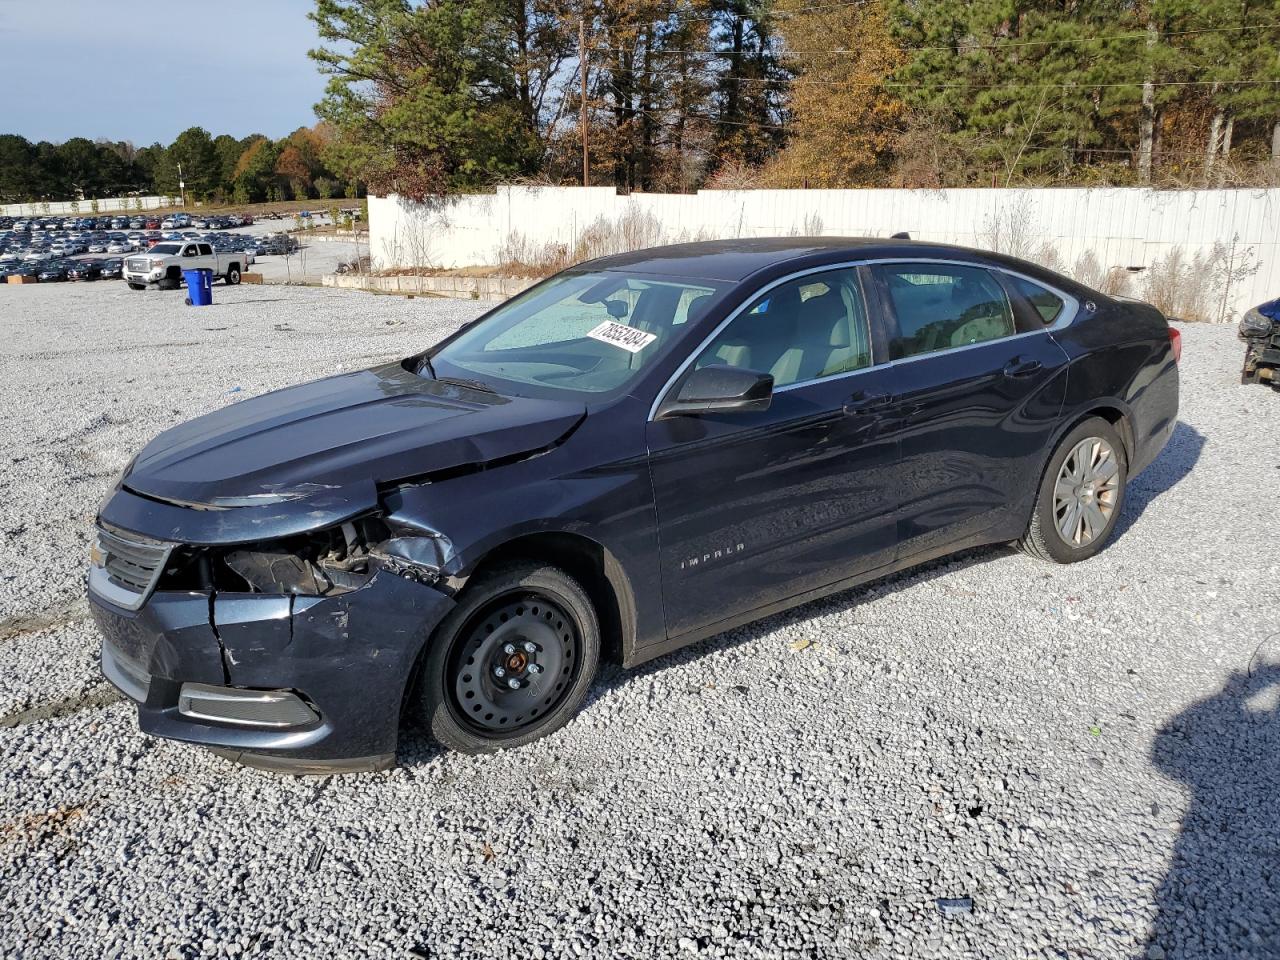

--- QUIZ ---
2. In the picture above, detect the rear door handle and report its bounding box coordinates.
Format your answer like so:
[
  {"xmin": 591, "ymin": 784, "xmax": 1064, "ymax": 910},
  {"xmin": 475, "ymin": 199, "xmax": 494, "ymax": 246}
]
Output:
[
  {"xmin": 1002, "ymin": 356, "xmax": 1043, "ymax": 378},
  {"xmin": 843, "ymin": 391, "xmax": 893, "ymax": 416}
]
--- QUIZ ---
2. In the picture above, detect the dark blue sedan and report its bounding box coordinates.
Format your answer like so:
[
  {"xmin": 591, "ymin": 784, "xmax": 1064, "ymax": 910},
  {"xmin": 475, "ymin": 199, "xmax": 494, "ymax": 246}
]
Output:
[{"xmin": 89, "ymin": 239, "xmax": 1180, "ymax": 772}]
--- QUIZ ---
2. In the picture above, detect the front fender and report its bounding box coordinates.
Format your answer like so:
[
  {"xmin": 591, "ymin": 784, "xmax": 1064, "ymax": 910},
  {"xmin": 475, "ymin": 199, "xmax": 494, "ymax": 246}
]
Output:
[{"xmin": 381, "ymin": 415, "xmax": 664, "ymax": 660}]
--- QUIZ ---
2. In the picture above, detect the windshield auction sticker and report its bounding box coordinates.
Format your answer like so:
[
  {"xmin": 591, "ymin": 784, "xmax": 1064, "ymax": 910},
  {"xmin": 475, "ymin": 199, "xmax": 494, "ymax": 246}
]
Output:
[{"xmin": 587, "ymin": 320, "xmax": 657, "ymax": 354}]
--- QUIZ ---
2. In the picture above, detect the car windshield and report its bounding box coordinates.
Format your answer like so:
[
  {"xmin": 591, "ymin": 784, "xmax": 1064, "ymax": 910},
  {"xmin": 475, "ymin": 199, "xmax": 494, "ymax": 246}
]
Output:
[
  {"xmin": 429, "ymin": 271, "xmax": 726, "ymax": 397},
  {"xmin": 149, "ymin": 243, "xmax": 180, "ymax": 255}
]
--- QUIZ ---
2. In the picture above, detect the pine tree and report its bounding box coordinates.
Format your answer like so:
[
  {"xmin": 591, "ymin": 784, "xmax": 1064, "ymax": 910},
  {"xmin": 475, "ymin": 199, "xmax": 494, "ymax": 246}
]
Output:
[{"xmin": 309, "ymin": 0, "xmax": 548, "ymax": 198}]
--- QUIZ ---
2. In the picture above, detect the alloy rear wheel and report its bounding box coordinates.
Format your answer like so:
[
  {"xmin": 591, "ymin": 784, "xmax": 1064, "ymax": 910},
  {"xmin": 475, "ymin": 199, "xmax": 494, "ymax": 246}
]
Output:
[
  {"xmin": 1020, "ymin": 416, "xmax": 1128, "ymax": 564},
  {"xmin": 1051, "ymin": 436, "xmax": 1121, "ymax": 548}
]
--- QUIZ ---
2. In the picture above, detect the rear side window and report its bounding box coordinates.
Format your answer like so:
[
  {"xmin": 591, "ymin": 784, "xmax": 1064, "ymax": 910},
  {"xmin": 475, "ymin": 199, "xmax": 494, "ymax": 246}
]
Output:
[
  {"xmin": 1007, "ymin": 275, "xmax": 1065, "ymax": 325},
  {"xmin": 198, "ymin": 243, "xmax": 213, "ymax": 256},
  {"xmin": 875, "ymin": 264, "xmax": 1015, "ymax": 360}
]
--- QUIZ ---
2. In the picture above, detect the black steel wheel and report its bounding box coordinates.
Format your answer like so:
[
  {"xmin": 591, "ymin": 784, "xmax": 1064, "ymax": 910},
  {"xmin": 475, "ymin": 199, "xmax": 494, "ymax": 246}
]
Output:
[{"xmin": 417, "ymin": 562, "xmax": 599, "ymax": 754}]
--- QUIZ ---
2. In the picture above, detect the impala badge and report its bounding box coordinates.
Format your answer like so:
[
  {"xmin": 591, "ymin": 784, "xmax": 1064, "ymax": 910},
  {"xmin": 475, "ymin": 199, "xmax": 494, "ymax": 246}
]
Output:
[{"xmin": 679, "ymin": 543, "xmax": 745, "ymax": 571}]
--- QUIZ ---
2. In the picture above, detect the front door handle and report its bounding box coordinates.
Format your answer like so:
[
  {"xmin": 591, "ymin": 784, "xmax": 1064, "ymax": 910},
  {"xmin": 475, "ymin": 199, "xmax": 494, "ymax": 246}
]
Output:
[
  {"xmin": 1002, "ymin": 356, "xmax": 1043, "ymax": 379},
  {"xmin": 843, "ymin": 390, "xmax": 893, "ymax": 416}
]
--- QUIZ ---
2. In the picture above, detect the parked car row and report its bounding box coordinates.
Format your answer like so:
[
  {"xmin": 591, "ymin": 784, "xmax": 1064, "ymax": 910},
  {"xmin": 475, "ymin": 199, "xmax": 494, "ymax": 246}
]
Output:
[
  {"xmin": 254, "ymin": 233, "xmax": 299, "ymax": 255},
  {"xmin": 0, "ymin": 227, "xmax": 260, "ymax": 267},
  {"xmin": 0, "ymin": 212, "xmax": 255, "ymax": 233},
  {"xmin": 0, "ymin": 257, "xmax": 124, "ymax": 282},
  {"xmin": 1, "ymin": 216, "xmax": 311, "ymax": 291}
]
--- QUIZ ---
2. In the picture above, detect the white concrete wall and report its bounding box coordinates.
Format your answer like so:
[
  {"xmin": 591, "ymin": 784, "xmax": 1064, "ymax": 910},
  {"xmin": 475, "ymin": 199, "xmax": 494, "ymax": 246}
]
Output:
[
  {"xmin": 1, "ymin": 196, "xmax": 182, "ymax": 217},
  {"xmin": 369, "ymin": 186, "xmax": 1280, "ymax": 321}
]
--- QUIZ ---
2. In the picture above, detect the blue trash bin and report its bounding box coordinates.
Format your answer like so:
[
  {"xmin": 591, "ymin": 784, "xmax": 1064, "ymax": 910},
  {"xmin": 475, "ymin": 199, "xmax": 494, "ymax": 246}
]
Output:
[{"xmin": 182, "ymin": 268, "xmax": 214, "ymax": 306}]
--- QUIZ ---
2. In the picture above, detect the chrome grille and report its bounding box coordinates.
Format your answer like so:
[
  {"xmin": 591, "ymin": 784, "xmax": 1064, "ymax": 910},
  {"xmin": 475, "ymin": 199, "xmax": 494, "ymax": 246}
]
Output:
[
  {"xmin": 90, "ymin": 524, "xmax": 173, "ymax": 610},
  {"xmin": 126, "ymin": 258, "xmax": 149, "ymax": 272}
]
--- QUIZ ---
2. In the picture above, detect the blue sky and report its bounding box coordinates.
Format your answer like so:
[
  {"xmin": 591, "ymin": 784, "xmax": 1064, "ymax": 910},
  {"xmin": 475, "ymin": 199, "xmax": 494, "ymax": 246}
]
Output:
[{"xmin": 0, "ymin": 0, "xmax": 328, "ymax": 145}]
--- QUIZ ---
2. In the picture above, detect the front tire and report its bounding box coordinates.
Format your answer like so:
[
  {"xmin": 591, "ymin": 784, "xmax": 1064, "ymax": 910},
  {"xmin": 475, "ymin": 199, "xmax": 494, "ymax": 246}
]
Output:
[
  {"xmin": 1020, "ymin": 417, "xmax": 1128, "ymax": 563},
  {"xmin": 127, "ymin": 282, "xmax": 145, "ymax": 291},
  {"xmin": 417, "ymin": 562, "xmax": 600, "ymax": 754}
]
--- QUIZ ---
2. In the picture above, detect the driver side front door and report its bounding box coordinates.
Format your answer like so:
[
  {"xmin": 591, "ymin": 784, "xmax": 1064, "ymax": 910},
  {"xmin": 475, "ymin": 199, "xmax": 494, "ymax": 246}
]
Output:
[{"xmin": 645, "ymin": 266, "xmax": 901, "ymax": 642}]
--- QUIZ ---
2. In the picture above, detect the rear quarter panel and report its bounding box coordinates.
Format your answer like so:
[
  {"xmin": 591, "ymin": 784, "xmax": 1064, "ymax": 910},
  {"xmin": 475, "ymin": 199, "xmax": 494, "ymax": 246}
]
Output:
[{"xmin": 1050, "ymin": 297, "xmax": 1179, "ymax": 476}]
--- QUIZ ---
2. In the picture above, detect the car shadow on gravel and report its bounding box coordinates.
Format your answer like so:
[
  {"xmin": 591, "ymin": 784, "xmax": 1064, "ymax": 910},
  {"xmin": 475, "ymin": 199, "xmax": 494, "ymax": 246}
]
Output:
[
  {"xmin": 1149, "ymin": 659, "xmax": 1280, "ymax": 959},
  {"xmin": 1112, "ymin": 421, "xmax": 1204, "ymax": 541}
]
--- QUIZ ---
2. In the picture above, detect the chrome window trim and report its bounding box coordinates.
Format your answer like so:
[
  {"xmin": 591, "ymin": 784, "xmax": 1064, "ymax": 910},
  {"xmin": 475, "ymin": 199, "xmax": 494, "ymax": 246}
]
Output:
[{"xmin": 647, "ymin": 257, "xmax": 1079, "ymax": 420}]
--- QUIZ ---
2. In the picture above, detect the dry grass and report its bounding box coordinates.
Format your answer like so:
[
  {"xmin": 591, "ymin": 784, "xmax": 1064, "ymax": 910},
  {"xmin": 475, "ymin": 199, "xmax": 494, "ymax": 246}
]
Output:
[
  {"xmin": 1140, "ymin": 241, "xmax": 1260, "ymax": 322},
  {"xmin": 493, "ymin": 205, "xmax": 711, "ymax": 277},
  {"xmin": 1071, "ymin": 250, "xmax": 1135, "ymax": 298}
]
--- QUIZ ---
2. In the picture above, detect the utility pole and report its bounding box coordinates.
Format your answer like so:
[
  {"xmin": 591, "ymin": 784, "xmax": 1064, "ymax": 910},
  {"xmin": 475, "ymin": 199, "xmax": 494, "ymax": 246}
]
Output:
[
  {"xmin": 177, "ymin": 162, "xmax": 186, "ymax": 207},
  {"xmin": 1137, "ymin": 18, "xmax": 1156, "ymax": 184},
  {"xmin": 579, "ymin": 13, "xmax": 590, "ymax": 187}
]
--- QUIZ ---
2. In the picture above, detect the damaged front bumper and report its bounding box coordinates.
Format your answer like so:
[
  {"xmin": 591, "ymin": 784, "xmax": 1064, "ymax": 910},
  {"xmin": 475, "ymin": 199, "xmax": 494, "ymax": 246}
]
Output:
[
  {"xmin": 91, "ymin": 571, "xmax": 454, "ymax": 772},
  {"xmin": 88, "ymin": 487, "xmax": 458, "ymax": 773}
]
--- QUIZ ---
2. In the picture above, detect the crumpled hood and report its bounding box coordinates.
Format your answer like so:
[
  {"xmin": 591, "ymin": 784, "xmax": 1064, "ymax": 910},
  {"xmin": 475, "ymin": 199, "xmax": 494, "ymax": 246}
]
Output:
[{"xmin": 123, "ymin": 362, "xmax": 585, "ymax": 508}]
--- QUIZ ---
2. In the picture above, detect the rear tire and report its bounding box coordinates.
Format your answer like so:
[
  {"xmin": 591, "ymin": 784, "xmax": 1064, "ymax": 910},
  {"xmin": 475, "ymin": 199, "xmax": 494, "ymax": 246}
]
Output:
[
  {"xmin": 1020, "ymin": 417, "xmax": 1128, "ymax": 564},
  {"xmin": 225, "ymin": 266, "xmax": 241, "ymax": 285},
  {"xmin": 416, "ymin": 562, "xmax": 599, "ymax": 755}
]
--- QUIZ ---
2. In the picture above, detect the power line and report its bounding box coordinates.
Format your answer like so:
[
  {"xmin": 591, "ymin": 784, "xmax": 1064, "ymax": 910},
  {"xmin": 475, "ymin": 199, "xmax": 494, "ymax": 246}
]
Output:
[
  {"xmin": 589, "ymin": 19, "xmax": 1280, "ymax": 58},
  {"xmin": 600, "ymin": 102, "xmax": 1268, "ymax": 161},
  {"xmin": 589, "ymin": 105, "xmax": 1258, "ymax": 164},
  {"xmin": 598, "ymin": 60, "xmax": 1280, "ymax": 91},
  {"xmin": 600, "ymin": 77, "xmax": 789, "ymax": 130},
  {"xmin": 1021, "ymin": 143, "xmax": 1264, "ymax": 159},
  {"xmin": 605, "ymin": 0, "xmax": 873, "ymax": 29}
]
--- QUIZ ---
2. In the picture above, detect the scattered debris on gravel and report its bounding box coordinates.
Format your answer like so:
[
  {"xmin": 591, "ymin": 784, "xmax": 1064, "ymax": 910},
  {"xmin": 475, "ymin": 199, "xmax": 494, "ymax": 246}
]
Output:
[{"xmin": 1, "ymin": 282, "xmax": 1277, "ymax": 959}]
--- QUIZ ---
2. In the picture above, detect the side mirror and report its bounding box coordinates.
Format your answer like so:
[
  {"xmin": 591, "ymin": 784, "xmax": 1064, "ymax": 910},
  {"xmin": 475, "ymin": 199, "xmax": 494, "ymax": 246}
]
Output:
[{"xmin": 655, "ymin": 365, "xmax": 773, "ymax": 420}]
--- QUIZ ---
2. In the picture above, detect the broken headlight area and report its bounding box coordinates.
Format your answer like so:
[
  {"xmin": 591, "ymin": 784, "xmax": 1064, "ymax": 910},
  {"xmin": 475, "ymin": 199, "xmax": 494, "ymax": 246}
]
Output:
[{"xmin": 155, "ymin": 517, "xmax": 453, "ymax": 597}]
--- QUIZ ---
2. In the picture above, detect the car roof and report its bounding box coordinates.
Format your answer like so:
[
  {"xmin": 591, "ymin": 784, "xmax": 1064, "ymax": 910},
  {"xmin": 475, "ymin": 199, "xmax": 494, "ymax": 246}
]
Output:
[
  {"xmin": 581, "ymin": 236, "xmax": 1093, "ymax": 298},
  {"xmin": 582, "ymin": 237, "xmax": 1047, "ymax": 284}
]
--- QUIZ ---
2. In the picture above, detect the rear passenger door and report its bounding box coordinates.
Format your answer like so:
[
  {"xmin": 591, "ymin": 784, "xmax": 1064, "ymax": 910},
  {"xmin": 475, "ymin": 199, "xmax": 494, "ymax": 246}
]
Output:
[{"xmin": 868, "ymin": 261, "xmax": 1072, "ymax": 559}]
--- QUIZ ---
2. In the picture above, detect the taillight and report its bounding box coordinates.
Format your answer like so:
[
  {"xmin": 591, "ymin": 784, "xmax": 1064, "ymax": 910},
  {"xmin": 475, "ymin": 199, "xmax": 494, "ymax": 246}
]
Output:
[{"xmin": 1168, "ymin": 327, "xmax": 1182, "ymax": 363}]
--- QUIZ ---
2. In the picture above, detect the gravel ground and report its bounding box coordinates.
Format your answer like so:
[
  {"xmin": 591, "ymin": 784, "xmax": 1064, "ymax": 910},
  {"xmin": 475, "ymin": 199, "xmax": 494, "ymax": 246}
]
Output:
[{"xmin": 0, "ymin": 282, "xmax": 1277, "ymax": 960}]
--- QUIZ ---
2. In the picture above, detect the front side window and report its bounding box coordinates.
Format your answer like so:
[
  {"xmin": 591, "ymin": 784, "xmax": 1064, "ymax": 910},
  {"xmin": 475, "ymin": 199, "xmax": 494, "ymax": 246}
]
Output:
[
  {"xmin": 431, "ymin": 271, "xmax": 725, "ymax": 396},
  {"xmin": 876, "ymin": 264, "xmax": 1015, "ymax": 359},
  {"xmin": 693, "ymin": 268, "xmax": 872, "ymax": 388}
]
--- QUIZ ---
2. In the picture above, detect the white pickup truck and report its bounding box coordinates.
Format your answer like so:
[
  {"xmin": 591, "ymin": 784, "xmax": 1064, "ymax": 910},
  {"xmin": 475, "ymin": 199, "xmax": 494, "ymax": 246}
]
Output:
[{"xmin": 123, "ymin": 241, "xmax": 246, "ymax": 290}]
